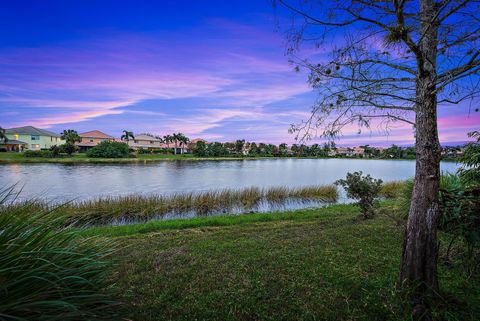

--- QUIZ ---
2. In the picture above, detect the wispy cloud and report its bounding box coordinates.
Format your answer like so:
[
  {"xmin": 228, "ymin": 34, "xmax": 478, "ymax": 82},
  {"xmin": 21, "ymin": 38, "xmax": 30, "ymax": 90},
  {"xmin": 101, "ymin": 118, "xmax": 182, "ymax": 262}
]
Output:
[{"xmin": 1, "ymin": 15, "xmax": 477, "ymax": 145}]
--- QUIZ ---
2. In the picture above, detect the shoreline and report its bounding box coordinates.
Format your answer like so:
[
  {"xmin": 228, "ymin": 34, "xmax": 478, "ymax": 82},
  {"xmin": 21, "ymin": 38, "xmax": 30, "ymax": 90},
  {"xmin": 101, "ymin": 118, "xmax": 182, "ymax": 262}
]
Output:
[{"xmin": 0, "ymin": 153, "xmax": 458, "ymax": 164}]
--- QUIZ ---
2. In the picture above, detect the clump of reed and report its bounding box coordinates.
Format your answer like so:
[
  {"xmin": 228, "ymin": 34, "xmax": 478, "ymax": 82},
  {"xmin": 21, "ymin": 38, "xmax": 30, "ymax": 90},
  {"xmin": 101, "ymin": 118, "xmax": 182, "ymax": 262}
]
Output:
[
  {"xmin": 264, "ymin": 185, "xmax": 338, "ymax": 203},
  {"xmin": 290, "ymin": 185, "xmax": 339, "ymax": 202},
  {"xmin": 236, "ymin": 187, "xmax": 263, "ymax": 208},
  {"xmin": 265, "ymin": 186, "xmax": 290, "ymax": 203},
  {"xmin": 0, "ymin": 186, "xmax": 119, "ymax": 320},
  {"xmin": 379, "ymin": 181, "xmax": 407, "ymax": 199}
]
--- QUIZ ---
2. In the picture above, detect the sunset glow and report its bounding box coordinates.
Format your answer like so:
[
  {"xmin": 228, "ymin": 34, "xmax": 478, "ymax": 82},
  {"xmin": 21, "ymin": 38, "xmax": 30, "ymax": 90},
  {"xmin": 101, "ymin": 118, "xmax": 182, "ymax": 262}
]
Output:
[{"xmin": 1, "ymin": 0, "xmax": 478, "ymax": 145}]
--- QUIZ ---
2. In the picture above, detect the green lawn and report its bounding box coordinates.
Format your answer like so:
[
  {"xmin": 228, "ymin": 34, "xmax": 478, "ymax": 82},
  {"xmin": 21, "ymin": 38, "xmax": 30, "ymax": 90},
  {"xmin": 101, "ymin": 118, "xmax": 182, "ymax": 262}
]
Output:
[{"xmin": 89, "ymin": 204, "xmax": 479, "ymax": 320}]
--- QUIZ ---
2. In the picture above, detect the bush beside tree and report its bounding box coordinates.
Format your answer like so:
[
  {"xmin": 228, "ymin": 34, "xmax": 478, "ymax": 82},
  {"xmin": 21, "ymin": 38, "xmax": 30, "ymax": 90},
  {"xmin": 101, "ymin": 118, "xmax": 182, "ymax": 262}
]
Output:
[
  {"xmin": 86, "ymin": 141, "xmax": 132, "ymax": 158},
  {"xmin": 335, "ymin": 171, "xmax": 383, "ymax": 219}
]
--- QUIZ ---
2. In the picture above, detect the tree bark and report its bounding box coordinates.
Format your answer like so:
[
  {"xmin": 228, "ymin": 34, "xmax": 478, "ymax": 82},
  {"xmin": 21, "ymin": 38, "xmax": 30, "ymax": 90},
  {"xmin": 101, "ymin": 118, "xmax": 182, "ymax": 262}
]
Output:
[{"xmin": 398, "ymin": 0, "xmax": 441, "ymax": 314}]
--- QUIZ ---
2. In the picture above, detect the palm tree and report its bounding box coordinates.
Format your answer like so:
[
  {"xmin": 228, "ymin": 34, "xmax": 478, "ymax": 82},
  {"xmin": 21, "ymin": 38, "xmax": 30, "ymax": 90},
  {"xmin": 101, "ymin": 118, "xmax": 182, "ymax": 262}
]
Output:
[
  {"xmin": 172, "ymin": 133, "xmax": 180, "ymax": 155},
  {"xmin": 163, "ymin": 134, "xmax": 173, "ymax": 148},
  {"xmin": 60, "ymin": 129, "xmax": 81, "ymax": 145},
  {"xmin": 176, "ymin": 133, "xmax": 190, "ymax": 155},
  {"xmin": 0, "ymin": 127, "xmax": 7, "ymax": 143},
  {"xmin": 121, "ymin": 130, "xmax": 135, "ymax": 142}
]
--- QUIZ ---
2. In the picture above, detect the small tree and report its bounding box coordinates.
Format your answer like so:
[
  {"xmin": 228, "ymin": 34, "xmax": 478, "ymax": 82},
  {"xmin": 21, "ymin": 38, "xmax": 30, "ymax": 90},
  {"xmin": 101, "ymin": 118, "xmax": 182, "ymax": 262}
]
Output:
[{"xmin": 336, "ymin": 171, "xmax": 383, "ymax": 219}]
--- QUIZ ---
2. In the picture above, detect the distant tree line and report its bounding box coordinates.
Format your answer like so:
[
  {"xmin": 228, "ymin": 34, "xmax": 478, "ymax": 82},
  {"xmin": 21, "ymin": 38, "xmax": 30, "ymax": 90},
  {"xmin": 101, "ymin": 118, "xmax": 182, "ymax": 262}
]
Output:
[
  {"xmin": 191, "ymin": 140, "xmax": 466, "ymax": 159},
  {"xmin": 14, "ymin": 127, "xmax": 466, "ymax": 160}
]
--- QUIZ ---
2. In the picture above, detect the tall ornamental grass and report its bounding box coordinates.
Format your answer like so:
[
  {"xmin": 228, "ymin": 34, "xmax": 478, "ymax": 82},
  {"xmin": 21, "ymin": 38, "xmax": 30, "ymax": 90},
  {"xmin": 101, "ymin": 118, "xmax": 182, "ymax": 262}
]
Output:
[{"xmin": 0, "ymin": 187, "xmax": 119, "ymax": 321}]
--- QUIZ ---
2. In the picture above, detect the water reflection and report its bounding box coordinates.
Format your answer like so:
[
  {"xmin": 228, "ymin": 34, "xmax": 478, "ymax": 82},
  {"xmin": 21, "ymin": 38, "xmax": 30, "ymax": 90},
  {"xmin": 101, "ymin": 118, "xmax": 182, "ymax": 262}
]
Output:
[{"xmin": 0, "ymin": 159, "xmax": 460, "ymax": 203}]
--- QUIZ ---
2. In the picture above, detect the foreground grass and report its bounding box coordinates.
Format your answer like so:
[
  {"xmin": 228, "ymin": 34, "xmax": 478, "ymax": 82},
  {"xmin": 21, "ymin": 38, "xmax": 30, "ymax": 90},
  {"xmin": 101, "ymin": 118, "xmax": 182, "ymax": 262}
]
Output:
[{"xmin": 88, "ymin": 204, "xmax": 479, "ymax": 320}]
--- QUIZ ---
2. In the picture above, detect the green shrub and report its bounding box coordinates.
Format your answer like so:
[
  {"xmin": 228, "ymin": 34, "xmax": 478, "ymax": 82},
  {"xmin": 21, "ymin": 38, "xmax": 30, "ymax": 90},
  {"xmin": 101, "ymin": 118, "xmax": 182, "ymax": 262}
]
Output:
[
  {"xmin": 137, "ymin": 148, "xmax": 151, "ymax": 154},
  {"xmin": 24, "ymin": 150, "xmax": 54, "ymax": 158},
  {"xmin": 59, "ymin": 143, "xmax": 77, "ymax": 155},
  {"xmin": 335, "ymin": 171, "xmax": 382, "ymax": 219},
  {"xmin": 0, "ymin": 187, "xmax": 119, "ymax": 320},
  {"xmin": 49, "ymin": 144, "xmax": 61, "ymax": 157},
  {"xmin": 86, "ymin": 141, "xmax": 132, "ymax": 158}
]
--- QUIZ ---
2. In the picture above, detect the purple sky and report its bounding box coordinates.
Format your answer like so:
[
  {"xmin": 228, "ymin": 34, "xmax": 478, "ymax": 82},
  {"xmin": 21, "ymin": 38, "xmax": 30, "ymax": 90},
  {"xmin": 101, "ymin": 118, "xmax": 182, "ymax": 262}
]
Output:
[{"xmin": 1, "ymin": 0, "xmax": 478, "ymax": 146}]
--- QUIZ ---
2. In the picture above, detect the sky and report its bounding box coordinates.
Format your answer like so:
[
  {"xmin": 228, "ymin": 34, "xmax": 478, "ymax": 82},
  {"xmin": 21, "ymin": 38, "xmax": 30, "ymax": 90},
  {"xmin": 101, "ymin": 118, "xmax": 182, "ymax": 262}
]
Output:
[{"xmin": 0, "ymin": 0, "xmax": 478, "ymax": 146}]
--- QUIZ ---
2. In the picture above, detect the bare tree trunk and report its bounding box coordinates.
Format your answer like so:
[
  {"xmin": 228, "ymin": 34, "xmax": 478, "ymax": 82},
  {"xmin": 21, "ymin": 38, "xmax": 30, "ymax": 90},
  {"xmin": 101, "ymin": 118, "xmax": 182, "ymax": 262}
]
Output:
[{"xmin": 398, "ymin": 0, "xmax": 440, "ymax": 317}]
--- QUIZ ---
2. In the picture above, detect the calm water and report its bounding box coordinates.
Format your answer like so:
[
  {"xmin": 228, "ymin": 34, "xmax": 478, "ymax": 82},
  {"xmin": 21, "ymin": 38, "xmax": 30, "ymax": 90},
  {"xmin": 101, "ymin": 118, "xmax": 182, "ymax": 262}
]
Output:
[{"xmin": 0, "ymin": 159, "xmax": 460, "ymax": 203}]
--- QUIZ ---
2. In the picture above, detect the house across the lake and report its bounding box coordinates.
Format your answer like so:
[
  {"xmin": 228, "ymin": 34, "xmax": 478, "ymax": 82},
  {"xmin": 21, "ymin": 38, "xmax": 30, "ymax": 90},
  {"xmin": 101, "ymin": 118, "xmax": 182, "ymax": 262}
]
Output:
[
  {"xmin": 187, "ymin": 138, "xmax": 208, "ymax": 150},
  {"xmin": 328, "ymin": 147, "xmax": 365, "ymax": 157},
  {"xmin": 76, "ymin": 130, "xmax": 115, "ymax": 152},
  {"xmin": 2, "ymin": 126, "xmax": 64, "ymax": 151},
  {"xmin": 125, "ymin": 134, "xmax": 165, "ymax": 150}
]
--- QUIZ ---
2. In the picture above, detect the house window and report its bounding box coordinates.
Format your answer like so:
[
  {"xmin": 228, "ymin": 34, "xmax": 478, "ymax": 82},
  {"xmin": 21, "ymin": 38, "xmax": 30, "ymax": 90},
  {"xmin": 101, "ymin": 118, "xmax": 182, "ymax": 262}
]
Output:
[
  {"xmin": 31, "ymin": 144, "xmax": 40, "ymax": 150},
  {"xmin": 90, "ymin": 139, "xmax": 94, "ymax": 142},
  {"xmin": 51, "ymin": 137, "xmax": 53, "ymax": 141},
  {"xmin": 150, "ymin": 141, "xmax": 154, "ymax": 144},
  {"xmin": 31, "ymin": 135, "xmax": 40, "ymax": 140},
  {"xmin": 134, "ymin": 140, "xmax": 138, "ymax": 143}
]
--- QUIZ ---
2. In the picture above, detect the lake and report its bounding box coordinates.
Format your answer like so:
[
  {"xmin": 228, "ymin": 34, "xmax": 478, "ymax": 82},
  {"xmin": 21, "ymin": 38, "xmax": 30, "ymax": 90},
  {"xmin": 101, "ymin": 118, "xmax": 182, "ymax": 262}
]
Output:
[{"xmin": 0, "ymin": 159, "xmax": 460, "ymax": 203}]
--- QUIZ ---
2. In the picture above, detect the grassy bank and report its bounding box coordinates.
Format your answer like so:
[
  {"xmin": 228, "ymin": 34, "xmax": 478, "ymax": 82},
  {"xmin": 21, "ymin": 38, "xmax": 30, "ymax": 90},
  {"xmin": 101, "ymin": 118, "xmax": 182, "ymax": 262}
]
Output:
[
  {"xmin": 90, "ymin": 204, "xmax": 479, "ymax": 320},
  {"xmin": 0, "ymin": 152, "xmax": 209, "ymax": 163},
  {"xmin": 0, "ymin": 152, "xmax": 331, "ymax": 163},
  {"xmin": 0, "ymin": 152, "xmax": 458, "ymax": 164}
]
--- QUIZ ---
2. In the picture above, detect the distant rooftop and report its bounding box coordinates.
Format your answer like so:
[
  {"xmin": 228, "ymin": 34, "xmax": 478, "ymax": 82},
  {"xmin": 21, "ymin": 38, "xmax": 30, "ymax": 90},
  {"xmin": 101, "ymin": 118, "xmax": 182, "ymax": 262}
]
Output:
[
  {"xmin": 79, "ymin": 130, "xmax": 114, "ymax": 139},
  {"xmin": 5, "ymin": 126, "xmax": 61, "ymax": 137},
  {"xmin": 134, "ymin": 134, "xmax": 163, "ymax": 141}
]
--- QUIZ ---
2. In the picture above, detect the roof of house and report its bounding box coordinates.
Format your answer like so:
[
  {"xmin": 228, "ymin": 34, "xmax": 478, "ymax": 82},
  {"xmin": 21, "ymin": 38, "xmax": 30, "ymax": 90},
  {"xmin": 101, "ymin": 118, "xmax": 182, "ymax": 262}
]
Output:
[
  {"xmin": 79, "ymin": 130, "xmax": 114, "ymax": 139},
  {"xmin": 190, "ymin": 138, "xmax": 207, "ymax": 144},
  {"xmin": 5, "ymin": 126, "xmax": 61, "ymax": 137},
  {"xmin": 133, "ymin": 134, "xmax": 163, "ymax": 142},
  {"xmin": 0, "ymin": 139, "xmax": 27, "ymax": 145}
]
